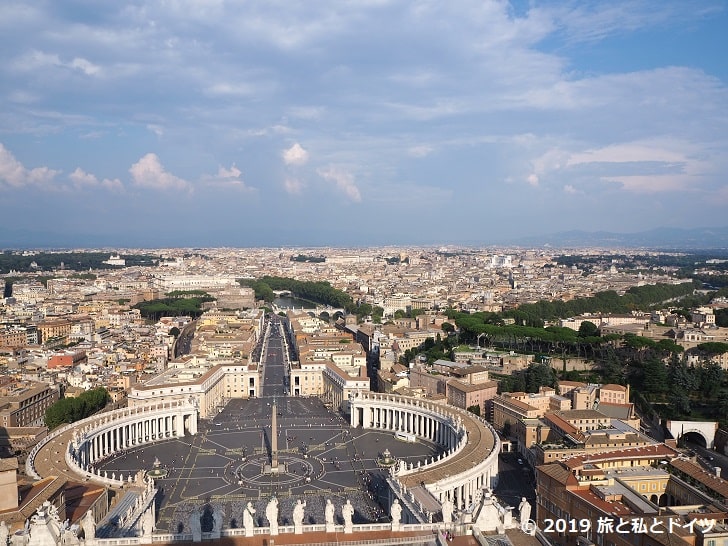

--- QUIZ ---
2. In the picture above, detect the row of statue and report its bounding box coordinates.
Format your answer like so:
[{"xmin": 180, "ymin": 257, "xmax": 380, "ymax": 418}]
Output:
[{"xmin": 188, "ymin": 497, "xmax": 401, "ymax": 537}]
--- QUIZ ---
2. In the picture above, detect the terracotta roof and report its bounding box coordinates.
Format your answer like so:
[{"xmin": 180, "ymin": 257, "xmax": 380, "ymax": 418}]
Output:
[
  {"xmin": 64, "ymin": 482, "xmax": 107, "ymax": 525},
  {"xmin": 536, "ymin": 462, "xmax": 578, "ymax": 486},
  {"xmin": 494, "ymin": 396, "xmax": 537, "ymax": 413},
  {"xmin": 557, "ymin": 380, "xmax": 586, "ymax": 388},
  {"xmin": 601, "ymin": 383, "xmax": 627, "ymax": 391},
  {"xmin": 0, "ymin": 457, "xmax": 18, "ymax": 472},
  {"xmin": 570, "ymin": 487, "xmax": 634, "ymax": 517},
  {"xmin": 562, "ymin": 444, "xmax": 678, "ymax": 471},
  {"xmin": 543, "ymin": 412, "xmax": 580, "ymax": 437},
  {"xmin": 446, "ymin": 379, "xmax": 498, "ymax": 393},
  {"xmin": 670, "ymin": 457, "xmax": 728, "ymax": 500}
]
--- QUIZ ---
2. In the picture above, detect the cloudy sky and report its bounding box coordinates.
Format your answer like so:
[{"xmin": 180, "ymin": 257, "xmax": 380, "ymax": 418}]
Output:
[{"xmin": 1, "ymin": 0, "xmax": 727, "ymax": 248}]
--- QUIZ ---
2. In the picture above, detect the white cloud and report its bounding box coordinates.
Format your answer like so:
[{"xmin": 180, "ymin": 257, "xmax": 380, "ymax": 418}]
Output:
[
  {"xmin": 317, "ymin": 166, "xmax": 362, "ymax": 202},
  {"xmin": 0, "ymin": 143, "xmax": 58, "ymax": 189},
  {"xmin": 566, "ymin": 141, "xmax": 686, "ymax": 166},
  {"xmin": 69, "ymin": 57, "xmax": 101, "ymax": 76},
  {"xmin": 527, "ymin": 174, "xmax": 539, "ymax": 187},
  {"xmin": 284, "ymin": 177, "xmax": 305, "ymax": 195},
  {"xmin": 129, "ymin": 153, "xmax": 191, "ymax": 192},
  {"xmin": 602, "ymin": 174, "xmax": 692, "ymax": 194},
  {"xmin": 524, "ymin": 137, "xmax": 719, "ymax": 195},
  {"xmin": 547, "ymin": 2, "xmax": 721, "ymax": 45},
  {"xmin": 69, "ymin": 167, "xmax": 123, "ymax": 192},
  {"xmin": 218, "ymin": 165, "xmax": 242, "ymax": 179},
  {"xmin": 202, "ymin": 164, "xmax": 255, "ymax": 191},
  {"xmin": 204, "ymin": 82, "xmax": 255, "ymax": 97},
  {"xmin": 287, "ymin": 106, "xmax": 325, "ymax": 120},
  {"xmin": 408, "ymin": 145, "xmax": 433, "ymax": 158},
  {"xmin": 563, "ymin": 184, "xmax": 579, "ymax": 194},
  {"xmin": 147, "ymin": 124, "xmax": 164, "ymax": 137},
  {"xmin": 14, "ymin": 50, "xmax": 100, "ymax": 76},
  {"xmin": 282, "ymin": 143, "xmax": 309, "ymax": 166}
]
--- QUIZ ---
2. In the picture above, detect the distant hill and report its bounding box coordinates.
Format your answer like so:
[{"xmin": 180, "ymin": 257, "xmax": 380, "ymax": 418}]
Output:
[{"xmin": 510, "ymin": 226, "xmax": 728, "ymax": 249}]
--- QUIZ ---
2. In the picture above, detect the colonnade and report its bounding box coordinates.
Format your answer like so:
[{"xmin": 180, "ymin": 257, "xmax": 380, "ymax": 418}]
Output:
[
  {"xmin": 357, "ymin": 403, "xmax": 461, "ymax": 448},
  {"xmin": 350, "ymin": 392, "xmax": 500, "ymax": 516},
  {"xmin": 26, "ymin": 400, "xmax": 198, "ymax": 488},
  {"xmin": 73, "ymin": 411, "xmax": 196, "ymax": 469}
]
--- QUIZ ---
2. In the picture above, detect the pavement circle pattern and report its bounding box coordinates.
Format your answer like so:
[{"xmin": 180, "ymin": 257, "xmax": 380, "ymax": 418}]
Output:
[{"xmin": 232, "ymin": 453, "xmax": 322, "ymax": 488}]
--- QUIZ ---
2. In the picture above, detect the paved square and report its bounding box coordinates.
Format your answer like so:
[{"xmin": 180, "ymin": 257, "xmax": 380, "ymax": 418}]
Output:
[{"xmin": 97, "ymin": 396, "xmax": 443, "ymax": 532}]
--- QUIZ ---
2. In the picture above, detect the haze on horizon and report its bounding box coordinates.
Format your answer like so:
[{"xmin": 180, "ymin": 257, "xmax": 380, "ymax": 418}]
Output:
[{"xmin": 1, "ymin": 1, "xmax": 727, "ymax": 248}]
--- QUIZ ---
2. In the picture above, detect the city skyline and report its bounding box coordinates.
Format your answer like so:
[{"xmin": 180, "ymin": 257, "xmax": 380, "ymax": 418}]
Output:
[{"xmin": 1, "ymin": 1, "xmax": 727, "ymax": 247}]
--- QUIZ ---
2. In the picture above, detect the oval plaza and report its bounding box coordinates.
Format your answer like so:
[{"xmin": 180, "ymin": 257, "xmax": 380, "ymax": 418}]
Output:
[{"xmin": 25, "ymin": 310, "xmax": 501, "ymax": 543}]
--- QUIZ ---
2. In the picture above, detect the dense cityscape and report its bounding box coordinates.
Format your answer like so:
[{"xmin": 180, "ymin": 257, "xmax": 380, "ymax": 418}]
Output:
[
  {"xmin": 1, "ymin": 246, "xmax": 728, "ymax": 546},
  {"xmin": 2, "ymin": 0, "xmax": 727, "ymax": 545}
]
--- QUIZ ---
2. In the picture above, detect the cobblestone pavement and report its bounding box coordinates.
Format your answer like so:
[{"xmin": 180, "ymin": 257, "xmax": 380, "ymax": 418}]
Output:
[{"xmin": 96, "ymin": 396, "xmax": 442, "ymax": 533}]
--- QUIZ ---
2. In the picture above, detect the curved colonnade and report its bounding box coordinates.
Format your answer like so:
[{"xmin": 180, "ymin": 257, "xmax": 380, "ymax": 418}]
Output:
[
  {"xmin": 27, "ymin": 400, "xmax": 199, "ymax": 488},
  {"xmin": 350, "ymin": 392, "xmax": 500, "ymax": 512}
]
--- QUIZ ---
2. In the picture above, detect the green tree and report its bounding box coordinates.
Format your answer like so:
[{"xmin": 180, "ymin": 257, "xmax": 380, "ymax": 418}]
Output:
[
  {"xmin": 45, "ymin": 388, "xmax": 110, "ymax": 429},
  {"xmin": 578, "ymin": 321, "xmax": 599, "ymax": 338},
  {"xmin": 467, "ymin": 405, "xmax": 481, "ymax": 417},
  {"xmin": 671, "ymin": 393, "xmax": 692, "ymax": 416},
  {"xmin": 717, "ymin": 392, "xmax": 728, "ymax": 423},
  {"xmin": 642, "ymin": 357, "xmax": 669, "ymax": 395},
  {"xmin": 524, "ymin": 363, "xmax": 557, "ymax": 393},
  {"xmin": 169, "ymin": 327, "xmax": 181, "ymax": 338},
  {"xmin": 355, "ymin": 303, "xmax": 372, "ymax": 320},
  {"xmin": 699, "ymin": 362, "xmax": 724, "ymax": 398}
]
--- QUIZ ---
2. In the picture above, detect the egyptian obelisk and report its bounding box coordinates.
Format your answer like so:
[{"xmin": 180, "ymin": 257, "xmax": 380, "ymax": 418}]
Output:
[{"xmin": 271, "ymin": 400, "xmax": 279, "ymax": 472}]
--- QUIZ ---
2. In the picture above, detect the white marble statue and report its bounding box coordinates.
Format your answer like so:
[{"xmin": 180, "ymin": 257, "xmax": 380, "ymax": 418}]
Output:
[
  {"xmin": 266, "ymin": 497, "xmax": 279, "ymax": 536},
  {"xmin": 243, "ymin": 502, "xmax": 256, "ymax": 537},
  {"xmin": 292, "ymin": 500, "xmax": 306, "ymax": 534},
  {"xmin": 390, "ymin": 499, "xmax": 402, "ymax": 530},
  {"xmin": 188, "ymin": 507, "xmax": 202, "ymax": 542},
  {"xmin": 324, "ymin": 499, "xmax": 335, "ymax": 533},
  {"xmin": 341, "ymin": 500, "xmax": 354, "ymax": 534},
  {"xmin": 9, "ymin": 534, "xmax": 27, "ymax": 546},
  {"xmin": 441, "ymin": 498, "xmax": 453, "ymax": 525},
  {"xmin": 212, "ymin": 506, "xmax": 224, "ymax": 536},
  {"xmin": 141, "ymin": 508, "xmax": 155, "ymax": 538},
  {"xmin": 81, "ymin": 511, "xmax": 95, "ymax": 542},
  {"xmin": 518, "ymin": 497, "xmax": 531, "ymax": 529}
]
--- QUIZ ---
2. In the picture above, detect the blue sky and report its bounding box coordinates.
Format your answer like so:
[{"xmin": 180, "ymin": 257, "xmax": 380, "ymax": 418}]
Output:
[{"xmin": 1, "ymin": 0, "xmax": 727, "ymax": 247}]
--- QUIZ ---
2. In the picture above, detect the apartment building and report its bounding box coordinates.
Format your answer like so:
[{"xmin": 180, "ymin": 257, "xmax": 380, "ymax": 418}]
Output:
[
  {"xmin": 37, "ymin": 320, "xmax": 72, "ymax": 344},
  {"xmin": 0, "ymin": 379, "xmax": 60, "ymax": 427},
  {"xmin": 47, "ymin": 350, "xmax": 88, "ymax": 369},
  {"xmin": 534, "ymin": 444, "xmax": 728, "ymax": 546},
  {"xmin": 446, "ymin": 378, "xmax": 498, "ymax": 414}
]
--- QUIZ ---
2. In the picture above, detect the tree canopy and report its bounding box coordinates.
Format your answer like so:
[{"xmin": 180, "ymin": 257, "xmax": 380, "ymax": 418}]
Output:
[
  {"xmin": 133, "ymin": 293, "xmax": 215, "ymax": 321},
  {"xmin": 45, "ymin": 388, "xmax": 110, "ymax": 430},
  {"xmin": 238, "ymin": 276, "xmax": 356, "ymax": 311}
]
